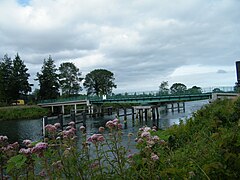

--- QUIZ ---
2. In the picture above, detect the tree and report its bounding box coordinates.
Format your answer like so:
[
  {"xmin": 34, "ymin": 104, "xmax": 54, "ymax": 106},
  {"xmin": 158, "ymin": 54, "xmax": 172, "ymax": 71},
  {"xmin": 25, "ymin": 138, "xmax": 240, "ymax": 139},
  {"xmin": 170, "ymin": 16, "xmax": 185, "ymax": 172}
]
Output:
[
  {"xmin": 170, "ymin": 83, "xmax": 187, "ymax": 94},
  {"xmin": 59, "ymin": 62, "xmax": 83, "ymax": 96},
  {"xmin": 0, "ymin": 54, "xmax": 13, "ymax": 103},
  {"xmin": 83, "ymin": 69, "xmax": 117, "ymax": 96},
  {"xmin": 159, "ymin": 81, "xmax": 169, "ymax": 95},
  {"xmin": 36, "ymin": 56, "xmax": 59, "ymax": 100},
  {"xmin": 10, "ymin": 53, "xmax": 31, "ymax": 100},
  {"xmin": 187, "ymin": 86, "xmax": 202, "ymax": 94}
]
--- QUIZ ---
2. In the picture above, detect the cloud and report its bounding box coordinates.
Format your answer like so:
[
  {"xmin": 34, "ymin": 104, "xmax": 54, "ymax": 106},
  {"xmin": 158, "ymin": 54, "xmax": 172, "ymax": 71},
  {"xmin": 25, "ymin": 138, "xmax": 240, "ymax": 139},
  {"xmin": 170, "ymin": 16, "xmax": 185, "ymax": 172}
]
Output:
[
  {"xmin": 217, "ymin": 69, "xmax": 227, "ymax": 74},
  {"xmin": 0, "ymin": 0, "xmax": 239, "ymax": 92}
]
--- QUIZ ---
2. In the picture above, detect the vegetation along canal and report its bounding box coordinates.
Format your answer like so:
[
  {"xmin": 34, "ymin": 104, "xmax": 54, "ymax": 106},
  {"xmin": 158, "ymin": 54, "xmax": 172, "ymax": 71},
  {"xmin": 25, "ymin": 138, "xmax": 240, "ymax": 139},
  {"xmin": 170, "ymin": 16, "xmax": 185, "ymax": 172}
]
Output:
[{"xmin": 0, "ymin": 100, "xmax": 208, "ymax": 144}]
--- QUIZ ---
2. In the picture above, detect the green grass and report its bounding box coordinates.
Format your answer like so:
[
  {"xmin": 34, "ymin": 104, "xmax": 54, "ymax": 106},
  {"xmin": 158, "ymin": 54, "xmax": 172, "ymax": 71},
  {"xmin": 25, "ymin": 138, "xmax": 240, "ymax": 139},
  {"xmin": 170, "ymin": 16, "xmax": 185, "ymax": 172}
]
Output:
[{"xmin": 0, "ymin": 105, "xmax": 49, "ymax": 121}]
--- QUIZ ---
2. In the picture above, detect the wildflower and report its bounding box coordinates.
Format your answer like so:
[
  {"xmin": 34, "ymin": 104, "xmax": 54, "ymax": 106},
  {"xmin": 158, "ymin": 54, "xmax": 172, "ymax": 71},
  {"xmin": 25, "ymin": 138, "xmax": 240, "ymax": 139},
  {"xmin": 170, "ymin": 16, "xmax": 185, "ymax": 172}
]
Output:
[
  {"xmin": 128, "ymin": 133, "xmax": 133, "ymax": 137},
  {"xmin": 80, "ymin": 125, "xmax": 86, "ymax": 132},
  {"xmin": 52, "ymin": 160, "xmax": 63, "ymax": 170},
  {"xmin": 151, "ymin": 153, "xmax": 159, "ymax": 161},
  {"xmin": 117, "ymin": 123, "xmax": 123, "ymax": 129},
  {"xmin": 32, "ymin": 142, "xmax": 48, "ymax": 154},
  {"xmin": 106, "ymin": 120, "xmax": 114, "ymax": 129},
  {"xmin": 68, "ymin": 121, "xmax": 75, "ymax": 127},
  {"xmin": 23, "ymin": 139, "xmax": 32, "ymax": 147},
  {"xmin": 54, "ymin": 123, "xmax": 61, "ymax": 129},
  {"xmin": 88, "ymin": 134, "xmax": 105, "ymax": 144},
  {"xmin": 99, "ymin": 126, "xmax": 105, "ymax": 133},
  {"xmin": 128, "ymin": 154, "xmax": 133, "ymax": 159},
  {"xmin": 137, "ymin": 138, "xmax": 144, "ymax": 144},
  {"xmin": 19, "ymin": 148, "xmax": 32, "ymax": 156},
  {"xmin": 141, "ymin": 131, "xmax": 150, "ymax": 138},
  {"xmin": 45, "ymin": 124, "xmax": 57, "ymax": 133},
  {"xmin": 152, "ymin": 136, "xmax": 160, "ymax": 142},
  {"xmin": 147, "ymin": 140, "xmax": 155, "ymax": 146},
  {"xmin": 0, "ymin": 135, "xmax": 8, "ymax": 142},
  {"xmin": 159, "ymin": 139, "xmax": 166, "ymax": 145},
  {"xmin": 143, "ymin": 127, "xmax": 151, "ymax": 132}
]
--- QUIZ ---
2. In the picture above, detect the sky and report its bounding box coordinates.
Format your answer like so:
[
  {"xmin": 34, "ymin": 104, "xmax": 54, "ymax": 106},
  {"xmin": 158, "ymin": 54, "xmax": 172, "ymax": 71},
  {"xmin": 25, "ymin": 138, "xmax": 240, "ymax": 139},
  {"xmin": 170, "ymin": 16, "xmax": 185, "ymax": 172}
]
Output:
[{"xmin": 0, "ymin": 0, "xmax": 239, "ymax": 93}]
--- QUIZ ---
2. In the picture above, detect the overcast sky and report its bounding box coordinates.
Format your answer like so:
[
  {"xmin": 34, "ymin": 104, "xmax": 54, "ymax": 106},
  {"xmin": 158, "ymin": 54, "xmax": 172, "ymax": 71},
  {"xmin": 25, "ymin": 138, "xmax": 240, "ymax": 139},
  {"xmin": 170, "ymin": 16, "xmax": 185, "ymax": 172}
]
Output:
[{"xmin": 0, "ymin": 0, "xmax": 239, "ymax": 93}]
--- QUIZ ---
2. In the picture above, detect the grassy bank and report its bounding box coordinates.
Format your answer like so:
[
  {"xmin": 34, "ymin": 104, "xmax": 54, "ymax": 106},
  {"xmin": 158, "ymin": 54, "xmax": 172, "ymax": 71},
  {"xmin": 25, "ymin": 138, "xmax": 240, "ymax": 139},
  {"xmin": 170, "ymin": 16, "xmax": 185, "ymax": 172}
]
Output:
[
  {"xmin": 0, "ymin": 105, "xmax": 49, "ymax": 121},
  {"xmin": 132, "ymin": 98, "xmax": 240, "ymax": 179},
  {"xmin": 0, "ymin": 98, "xmax": 239, "ymax": 179}
]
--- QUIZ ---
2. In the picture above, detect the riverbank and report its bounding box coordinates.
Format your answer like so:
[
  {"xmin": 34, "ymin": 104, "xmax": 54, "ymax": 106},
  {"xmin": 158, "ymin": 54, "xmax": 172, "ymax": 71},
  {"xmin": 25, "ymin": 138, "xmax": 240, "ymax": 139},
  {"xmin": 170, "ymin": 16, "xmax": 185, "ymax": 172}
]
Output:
[{"xmin": 0, "ymin": 105, "xmax": 49, "ymax": 121}]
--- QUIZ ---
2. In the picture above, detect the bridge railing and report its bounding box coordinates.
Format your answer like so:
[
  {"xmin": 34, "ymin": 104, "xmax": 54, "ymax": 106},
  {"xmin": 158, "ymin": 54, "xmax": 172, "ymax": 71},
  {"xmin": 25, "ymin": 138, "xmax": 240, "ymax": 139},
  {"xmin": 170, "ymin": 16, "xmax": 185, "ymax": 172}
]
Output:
[{"xmin": 38, "ymin": 86, "xmax": 236, "ymax": 104}]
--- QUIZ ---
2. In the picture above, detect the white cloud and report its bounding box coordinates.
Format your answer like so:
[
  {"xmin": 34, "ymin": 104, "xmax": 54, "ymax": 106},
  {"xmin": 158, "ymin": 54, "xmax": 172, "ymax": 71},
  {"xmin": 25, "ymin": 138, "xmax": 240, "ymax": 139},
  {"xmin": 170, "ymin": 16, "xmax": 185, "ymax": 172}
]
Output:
[{"xmin": 0, "ymin": 0, "xmax": 239, "ymax": 93}]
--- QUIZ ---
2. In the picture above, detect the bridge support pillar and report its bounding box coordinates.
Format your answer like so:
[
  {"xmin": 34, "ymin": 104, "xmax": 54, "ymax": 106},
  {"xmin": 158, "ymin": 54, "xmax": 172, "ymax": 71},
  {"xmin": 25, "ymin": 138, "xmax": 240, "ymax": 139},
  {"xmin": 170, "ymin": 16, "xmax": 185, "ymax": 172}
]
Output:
[
  {"xmin": 183, "ymin": 102, "xmax": 185, "ymax": 112},
  {"xmin": 145, "ymin": 109, "xmax": 148, "ymax": 123},
  {"xmin": 171, "ymin": 103, "xmax": 174, "ymax": 113},
  {"xmin": 177, "ymin": 103, "xmax": 180, "ymax": 113},
  {"xmin": 62, "ymin": 105, "xmax": 65, "ymax": 114},
  {"xmin": 74, "ymin": 104, "xmax": 77, "ymax": 113},
  {"xmin": 152, "ymin": 107, "xmax": 156, "ymax": 122},
  {"xmin": 132, "ymin": 107, "xmax": 135, "ymax": 126},
  {"xmin": 51, "ymin": 106, "xmax": 54, "ymax": 113}
]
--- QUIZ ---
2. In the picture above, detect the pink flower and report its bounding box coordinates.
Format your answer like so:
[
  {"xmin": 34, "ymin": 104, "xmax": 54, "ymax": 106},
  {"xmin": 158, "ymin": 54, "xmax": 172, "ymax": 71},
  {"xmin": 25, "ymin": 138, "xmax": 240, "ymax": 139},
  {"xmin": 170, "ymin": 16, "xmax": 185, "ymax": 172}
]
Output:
[
  {"xmin": 152, "ymin": 136, "xmax": 160, "ymax": 142},
  {"xmin": 99, "ymin": 126, "xmax": 105, "ymax": 133},
  {"xmin": 23, "ymin": 139, "xmax": 32, "ymax": 146},
  {"xmin": 54, "ymin": 123, "xmax": 61, "ymax": 129},
  {"xmin": 106, "ymin": 120, "xmax": 114, "ymax": 129},
  {"xmin": 88, "ymin": 134, "xmax": 105, "ymax": 144},
  {"xmin": 137, "ymin": 138, "xmax": 144, "ymax": 144},
  {"xmin": 68, "ymin": 121, "xmax": 75, "ymax": 127},
  {"xmin": 32, "ymin": 142, "xmax": 48, "ymax": 154},
  {"xmin": 19, "ymin": 148, "xmax": 32, "ymax": 155},
  {"xmin": 143, "ymin": 127, "xmax": 151, "ymax": 132},
  {"xmin": 117, "ymin": 123, "xmax": 123, "ymax": 129},
  {"xmin": 141, "ymin": 131, "xmax": 150, "ymax": 138},
  {"xmin": 45, "ymin": 124, "xmax": 57, "ymax": 133},
  {"xmin": 80, "ymin": 126, "xmax": 86, "ymax": 132},
  {"xmin": 151, "ymin": 153, "xmax": 159, "ymax": 161}
]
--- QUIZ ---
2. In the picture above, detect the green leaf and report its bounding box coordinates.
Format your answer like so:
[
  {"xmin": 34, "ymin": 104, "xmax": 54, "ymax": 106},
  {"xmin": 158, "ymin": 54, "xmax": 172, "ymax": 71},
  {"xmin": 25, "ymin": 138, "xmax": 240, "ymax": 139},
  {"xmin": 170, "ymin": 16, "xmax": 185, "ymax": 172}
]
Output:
[{"xmin": 6, "ymin": 154, "xmax": 27, "ymax": 173}]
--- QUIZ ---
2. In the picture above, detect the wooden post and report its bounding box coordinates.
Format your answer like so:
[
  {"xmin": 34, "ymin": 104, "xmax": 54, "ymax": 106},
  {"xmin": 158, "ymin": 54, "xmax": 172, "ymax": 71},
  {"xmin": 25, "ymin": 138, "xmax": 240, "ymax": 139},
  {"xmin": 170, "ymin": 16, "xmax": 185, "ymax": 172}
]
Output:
[
  {"xmin": 156, "ymin": 107, "xmax": 159, "ymax": 120},
  {"xmin": 101, "ymin": 106, "xmax": 104, "ymax": 117},
  {"xmin": 83, "ymin": 112, "xmax": 86, "ymax": 127},
  {"xmin": 58, "ymin": 114, "xmax": 63, "ymax": 131},
  {"xmin": 177, "ymin": 103, "xmax": 180, "ymax": 112},
  {"xmin": 183, "ymin": 102, "xmax": 185, "ymax": 112},
  {"xmin": 124, "ymin": 108, "xmax": 127, "ymax": 121},
  {"xmin": 171, "ymin": 103, "xmax": 174, "ymax": 113},
  {"xmin": 116, "ymin": 108, "xmax": 119, "ymax": 117},
  {"xmin": 145, "ymin": 109, "xmax": 148, "ymax": 123},
  {"xmin": 42, "ymin": 116, "xmax": 48, "ymax": 137},
  {"xmin": 132, "ymin": 107, "xmax": 135, "ymax": 126},
  {"xmin": 71, "ymin": 110, "xmax": 76, "ymax": 125},
  {"xmin": 152, "ymin": 107, "xmax": 156, "ymax": 122}
]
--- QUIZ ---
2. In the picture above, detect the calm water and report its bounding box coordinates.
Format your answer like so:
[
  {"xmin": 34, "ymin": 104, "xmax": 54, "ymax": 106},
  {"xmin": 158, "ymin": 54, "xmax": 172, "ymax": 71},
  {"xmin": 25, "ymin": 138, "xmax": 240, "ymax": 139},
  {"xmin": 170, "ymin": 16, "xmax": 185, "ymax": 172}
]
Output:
[{"xmin": 0, "ymin": 100, "xmax": 208, "ymax": 144}]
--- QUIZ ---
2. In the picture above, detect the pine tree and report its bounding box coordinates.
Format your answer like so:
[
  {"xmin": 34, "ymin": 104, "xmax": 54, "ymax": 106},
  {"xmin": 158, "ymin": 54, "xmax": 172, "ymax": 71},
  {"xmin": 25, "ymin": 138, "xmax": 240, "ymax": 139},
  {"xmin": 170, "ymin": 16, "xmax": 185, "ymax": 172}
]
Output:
[
  {"xmin": 11, "ymin": 53, "xmax": 31, "ymax": 100},
  {"xmin": 36, "ymin": 56, "xmax": 59, "ymax": 100}
]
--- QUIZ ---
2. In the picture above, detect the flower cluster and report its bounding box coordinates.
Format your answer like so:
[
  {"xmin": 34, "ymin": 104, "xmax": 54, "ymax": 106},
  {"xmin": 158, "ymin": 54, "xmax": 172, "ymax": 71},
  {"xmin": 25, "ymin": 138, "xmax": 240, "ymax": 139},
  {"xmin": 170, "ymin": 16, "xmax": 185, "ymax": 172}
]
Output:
[
  {"xmin": 87, "ymin": 134, "xmax": 105, "ymax": 144},
  {"xmin": 135, "ymin": 126, "xmax": 165, "ymax": 162},
  {"xmin": 105, "ymin": 118, "xmax": 122, "ymax": 130}
]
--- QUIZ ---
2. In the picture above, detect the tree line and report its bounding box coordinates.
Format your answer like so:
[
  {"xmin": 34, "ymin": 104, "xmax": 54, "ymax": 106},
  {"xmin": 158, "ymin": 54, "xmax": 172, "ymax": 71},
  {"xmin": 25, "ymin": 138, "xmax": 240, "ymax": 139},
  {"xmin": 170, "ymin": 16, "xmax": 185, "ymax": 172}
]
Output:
[{"xmin": 0, "ymin": 54, "xmax": 117, "ymax": 105}]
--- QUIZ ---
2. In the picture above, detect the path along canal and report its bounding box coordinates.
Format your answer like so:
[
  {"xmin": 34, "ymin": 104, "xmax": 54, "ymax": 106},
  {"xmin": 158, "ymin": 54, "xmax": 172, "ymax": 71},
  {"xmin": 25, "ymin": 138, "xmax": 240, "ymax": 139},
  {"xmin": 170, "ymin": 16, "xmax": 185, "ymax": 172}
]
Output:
[{"xmin": 0, "ymin": 100, "xmax": 208, "ymax": 144}]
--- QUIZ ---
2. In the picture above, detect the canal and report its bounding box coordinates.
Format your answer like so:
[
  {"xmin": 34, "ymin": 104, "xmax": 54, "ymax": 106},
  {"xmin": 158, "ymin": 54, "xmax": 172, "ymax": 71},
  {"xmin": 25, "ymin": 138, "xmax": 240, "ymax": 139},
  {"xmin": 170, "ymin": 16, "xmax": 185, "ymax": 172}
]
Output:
[{"xmin": 0, "ymin": 100, "xmax": 208, "ymax": 144}]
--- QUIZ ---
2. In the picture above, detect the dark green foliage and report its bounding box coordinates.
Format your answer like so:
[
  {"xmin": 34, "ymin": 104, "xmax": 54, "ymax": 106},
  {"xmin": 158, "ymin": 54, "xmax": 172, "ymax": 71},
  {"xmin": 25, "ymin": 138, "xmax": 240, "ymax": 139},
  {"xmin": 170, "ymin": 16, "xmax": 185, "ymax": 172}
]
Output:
[
  {"xmin": 170, "ymin": 83, "xmax": 187, "ymax": 94},
  {"xmin": 59, "ymin": 62, "xmax": 83, "ymax": 96},
  {"xmin": 83, "ymin": 69, "xmax": 117, "ymax": 96},
  {"xmin": 187, "ymin": 85, "xmax": 202, "ymax": 94},
  {"xmin": 0, "ymin": 106, "xmax": 49, "ymax": 121},
  {"xmin": 0, "ymin": 54, "xmax": 31, "ymax": 104},
  {"xmin": 36, "ymin": 56, "xmax": 60, "ymax": 100},
  {"xmin": 152, "ymin": 98, "xmax": 240, "ymax": 179}
]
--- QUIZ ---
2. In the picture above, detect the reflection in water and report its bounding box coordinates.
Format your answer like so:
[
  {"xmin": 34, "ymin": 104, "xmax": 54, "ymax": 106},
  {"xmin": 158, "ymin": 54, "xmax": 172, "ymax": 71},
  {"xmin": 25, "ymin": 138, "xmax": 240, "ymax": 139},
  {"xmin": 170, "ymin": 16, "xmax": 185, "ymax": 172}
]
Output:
[{"xmin": 0, "ymin": 100, "xmax": 208, "ymax": 143}]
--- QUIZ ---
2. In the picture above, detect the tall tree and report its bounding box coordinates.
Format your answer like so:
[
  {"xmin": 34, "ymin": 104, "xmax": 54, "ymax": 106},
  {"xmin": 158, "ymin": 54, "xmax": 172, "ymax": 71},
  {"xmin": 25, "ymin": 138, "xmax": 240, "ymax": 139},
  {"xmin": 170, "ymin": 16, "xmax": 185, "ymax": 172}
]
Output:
[
  {"xmin": 83, "ymin": 69, "xmax": 117, "ymax": 96},
  {"xmin": 159, "ymin": 81, "xmax": 169, "ymax": 95},
  {"xmin": 187, "ymin": 86, "xmax": 202, "ymax": 94},
  {"xmin": 36, "ymin": 56, "xmax": 59, "ymax": 100},
  {"xmin": 170, "ymin": 83, "xmax": 187, "ymax": 94},
  {"xmin": 0, "ymin": 54, "xmax": 13, "ymax": 103},
  {"xmin": 59, "ymin": 62, "xmax": 83, "ymax": 96},
  {"xmin": 11, "ymin": 53, "xmax": 31, "ymax": 100}
]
